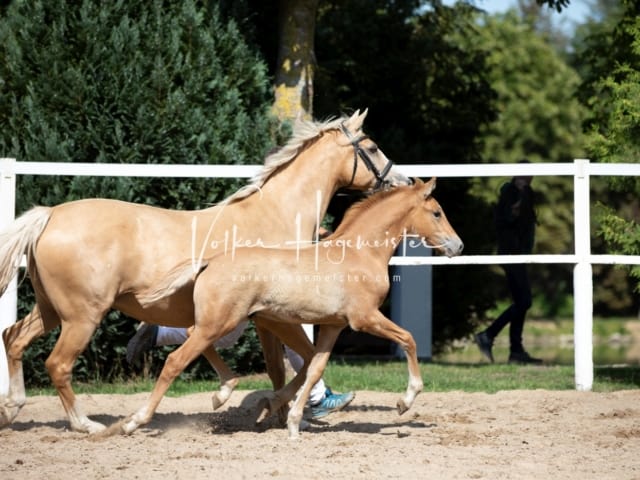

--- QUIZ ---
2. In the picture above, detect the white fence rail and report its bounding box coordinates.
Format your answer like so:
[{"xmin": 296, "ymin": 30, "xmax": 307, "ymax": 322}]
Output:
[{"xmin": 1, "ymin": 158, "xmax": 639, "ymax": 394}]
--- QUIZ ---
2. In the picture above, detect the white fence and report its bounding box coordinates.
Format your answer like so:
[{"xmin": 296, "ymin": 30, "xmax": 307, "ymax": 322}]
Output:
[{"xmin": 1, "ymin": 158, "xmax": 639, "ymax": 394}]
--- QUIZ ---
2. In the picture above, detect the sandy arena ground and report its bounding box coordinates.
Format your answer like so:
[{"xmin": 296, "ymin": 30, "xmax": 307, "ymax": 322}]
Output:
[{"xmin": 1, "ymin": 389, "xmax": 639, "ymax": 479}]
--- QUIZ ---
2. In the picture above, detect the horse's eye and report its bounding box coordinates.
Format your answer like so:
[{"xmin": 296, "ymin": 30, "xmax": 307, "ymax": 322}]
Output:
[
  {"xmin": 434, "ymin": 210, "xmax": 442, "ymax": 219},
  {"xmin": 368, "ymin": 145, "xmax": 378, "ymax": 154}
]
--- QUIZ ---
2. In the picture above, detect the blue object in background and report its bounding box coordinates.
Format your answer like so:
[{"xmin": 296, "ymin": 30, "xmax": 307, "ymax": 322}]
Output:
[{"xmin": 390, "ymin": 238, "xmax": 433, "ymax": 360}]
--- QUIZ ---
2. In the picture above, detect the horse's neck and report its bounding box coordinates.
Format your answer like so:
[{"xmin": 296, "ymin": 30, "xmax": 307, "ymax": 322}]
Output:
[
  {"xmin": 240, "ymin": 153, "xmax": 340, "ymax": 236},
  {"xmin": 334, "ymin": 198, "xmax": 414, "ymax": 262},
  {"xmin": 189, "ymin": 169, "xmax": 337, "ymax": 254}
]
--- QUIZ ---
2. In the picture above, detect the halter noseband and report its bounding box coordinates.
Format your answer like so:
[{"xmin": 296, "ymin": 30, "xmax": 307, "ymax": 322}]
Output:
[{"xmin": 340, "ymin": 123, "xmax": 393, "ymax": 190}]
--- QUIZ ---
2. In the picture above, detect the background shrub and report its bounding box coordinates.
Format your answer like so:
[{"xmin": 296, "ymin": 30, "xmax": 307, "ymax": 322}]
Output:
[{"xmin": 0, "ymin": 0, "xmax": 274, "ymax": 384}]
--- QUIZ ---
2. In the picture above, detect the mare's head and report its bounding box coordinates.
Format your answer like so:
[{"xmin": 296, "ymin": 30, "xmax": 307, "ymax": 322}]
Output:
[
  {"xmin": 405, "ymin": 178, "xmax": 464, "ymax": 258},
  {"xmin": 336, "ymin": 109, "xmax": 411, "ymax": 190}
]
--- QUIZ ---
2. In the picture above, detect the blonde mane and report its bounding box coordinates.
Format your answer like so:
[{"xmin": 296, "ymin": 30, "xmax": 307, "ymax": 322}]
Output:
[{"xmin": 220, "ymin": 115, "xmax": 353, "ymax": 206}]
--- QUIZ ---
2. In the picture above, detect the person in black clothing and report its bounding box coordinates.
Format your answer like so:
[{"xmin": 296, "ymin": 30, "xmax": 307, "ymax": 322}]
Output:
[{"xmin": 475, "ymin": 165, "xmax": 543, "ymax": 364}]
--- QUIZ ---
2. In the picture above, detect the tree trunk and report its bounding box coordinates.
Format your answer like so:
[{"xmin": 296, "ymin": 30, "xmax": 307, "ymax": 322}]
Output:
[{"xmin": 273, "ymin": 0, "xmax": 319, "ymax": 121}]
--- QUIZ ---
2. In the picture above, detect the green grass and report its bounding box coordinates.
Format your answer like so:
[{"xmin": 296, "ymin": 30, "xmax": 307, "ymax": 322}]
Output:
[
  {"xmin": 25, "ymin": 318, "xmax": 640, "ymax": 397},
  {"xmin": 524, "ymin": 318, "xmax": 630, "ymax": 338},
  {"xmin": 26, "ymin": 358, "xmax": 640, "ymax": 397},
  {"xmin": 322, "ymin": 359, "xmax": 640, "ymax": 392}
]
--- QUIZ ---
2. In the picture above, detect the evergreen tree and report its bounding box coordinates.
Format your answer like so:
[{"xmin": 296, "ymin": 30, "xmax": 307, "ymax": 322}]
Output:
[
  {"xmin": 0, "ymin": 0, "xmax": 274, "ymax": 383},
  {"xmin": 0, "ymin": 0, "xmax": 274, "ymax": 211}
]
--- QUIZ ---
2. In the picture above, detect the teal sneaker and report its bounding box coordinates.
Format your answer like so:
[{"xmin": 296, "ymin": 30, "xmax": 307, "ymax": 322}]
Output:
[{"xmin": 310, "ymin": 388, "xmax": 355, "ymax": 419}]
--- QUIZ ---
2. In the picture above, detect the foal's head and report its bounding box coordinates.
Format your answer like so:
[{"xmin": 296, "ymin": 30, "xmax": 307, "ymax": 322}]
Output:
[{"xmin": 406, "ymin": 178, "xmax": 464, "ymax": 258}]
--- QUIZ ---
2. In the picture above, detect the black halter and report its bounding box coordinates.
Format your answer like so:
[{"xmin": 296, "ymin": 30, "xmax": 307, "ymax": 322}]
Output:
[{"xmin": 340, "ymin": 123, "xmax": 393, "ymax": 190}]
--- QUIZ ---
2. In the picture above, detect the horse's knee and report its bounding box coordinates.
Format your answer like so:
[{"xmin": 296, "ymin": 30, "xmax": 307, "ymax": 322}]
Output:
[{"xmin": 44, "ymin": 356, "xmax": 72, "ymax": 388}]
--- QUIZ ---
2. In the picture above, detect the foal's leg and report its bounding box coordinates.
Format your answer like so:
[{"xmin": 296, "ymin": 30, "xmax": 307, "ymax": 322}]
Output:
[
  {"xmin": 1, "ymin": 306, "xmax": 52, "ymax": 427},
  {"xmin": 255, "ymin": 356, "xmax": 308, "ymax": 425},
  {"xmin": 351, "ymin": 310, "xmax": 423, "ymax": 414},
  {"xmin": 121, "ymin": 326, "xmax": 217, "ymax": 434},
  {"xmin": 253, "ymin": 318, "xmax": 316, "ymax": 424},
  {"xmin": 286, "ymin": 324, "xmax": 343, "ymax": 440}
]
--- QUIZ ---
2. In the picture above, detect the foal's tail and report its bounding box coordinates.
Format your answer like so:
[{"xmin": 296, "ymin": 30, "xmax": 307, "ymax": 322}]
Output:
[
  {"xmin": 0, "ymin": 206, "xmax": 52, "ymax": 297},
  {"xmin": 136, "ymin": 259, "xmax": 209, "ymax": 307}
]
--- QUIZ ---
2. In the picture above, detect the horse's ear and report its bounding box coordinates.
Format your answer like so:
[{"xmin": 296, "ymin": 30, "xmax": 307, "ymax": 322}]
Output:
[
  {"xmin": 422, "ymin": 177, "xmax": 436, "ymax": 198},
  {"xmin": 345, "ymin": 109, "xmax": 368, "ymax": 131}
]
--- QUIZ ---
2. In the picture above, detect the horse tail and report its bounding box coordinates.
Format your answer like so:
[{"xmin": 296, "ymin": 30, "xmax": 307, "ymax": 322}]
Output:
[
  {"xmin": 0, "ymin": 206, "xmax": 52, "ymax": 297},
  {"xmin": 136, "ymin": 259, "xmax": 209, "ymax": 307}
]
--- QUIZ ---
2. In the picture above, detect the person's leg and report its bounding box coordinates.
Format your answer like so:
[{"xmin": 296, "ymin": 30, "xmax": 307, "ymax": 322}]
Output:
[
  {"xmin": 283, "ymin": 344, "xmax": 354, "ymax": 418},
  {"xmin": 127, "ymin": 322, "xmax": 248, "ymax": 366},
  {"xmin": 156, "ymin": 326, "xmax": 188, "ymax": 345},
  {"xmin": 486, "ymin": 264, "xmax": 526, "ymax": 339},
  {"xmin": 484, "ymin": 304, "xmax": 515, "ymax": 339},
  {"xmin": 476, "ymin": 264, "xmax": 523, "ymax": 363},
  {"xmin": 126, "ymin": 323, "xmax": 162, "ymax": 365},
  {"xmin": 503, "ymin": 264, "xmax": 541, "ymax": 363},
  {"xmin": 504, "ymin": 263, "xmax": 532, "ymax": 354},
  {"xmin": 213, "ymin": 321, "xmax": 248, "ymax": 349}
]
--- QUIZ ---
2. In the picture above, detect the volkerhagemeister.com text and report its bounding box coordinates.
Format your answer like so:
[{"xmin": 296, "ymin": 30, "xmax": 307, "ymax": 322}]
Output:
[{"xmin": 230, "ymin": 272, "xmax": 402, "ymax": 284}]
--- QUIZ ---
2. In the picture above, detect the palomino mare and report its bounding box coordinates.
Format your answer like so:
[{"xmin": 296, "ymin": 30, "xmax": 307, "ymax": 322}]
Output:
[
  {"xmin": 0, "ymin": 110, "xmax": 411, "ymax": 434},
  {"xmin": 122, "ymin": 178, "xmax": 463, "ymax": 438}
]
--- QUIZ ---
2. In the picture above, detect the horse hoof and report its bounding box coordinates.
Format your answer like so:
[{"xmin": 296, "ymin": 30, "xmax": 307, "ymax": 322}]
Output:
[
  {"xmin": 87, "ymin": 421, "xmax": 107, "ymax": 434},
  {"xmin": 71, "ymin": 418, "xmax": 107, "ymax": 434},
  {"xmin": 211, "ymin": 394, "xmax": 224, "ymax": 410},
  {"xmin": 255, "ymin": 397, "xmax": 272, "ymax": 424},
  {"xmin": 0, "ymin": 399, "xmax": 22, "ymax": 428},
  {"xmin": 396, "ymin": 399, "xmax": 409, "ymax": 415},
  {"xmin": 121, "ymin": 419, "xmax": 138, "ymax": 435},
  {"xmin": 0, "ymin": 408, "xmax": 14, "ymax": 428},
  {"xmin": 287, "ymin": 423, "xmax": 301, "ymax": 440},
  {"xmin": 276, "ymin": 407, "xmax": 288, "ymax": 427}
]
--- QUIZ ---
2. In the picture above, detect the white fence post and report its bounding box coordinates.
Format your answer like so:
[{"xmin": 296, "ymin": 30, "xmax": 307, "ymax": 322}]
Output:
[
  {"xmin": 573, "ymin": 159, "xmax": 593, "ymax": 391},
  {"xmin": 0, "ymin": 158, "xmax": 17, "ymax": 396}
]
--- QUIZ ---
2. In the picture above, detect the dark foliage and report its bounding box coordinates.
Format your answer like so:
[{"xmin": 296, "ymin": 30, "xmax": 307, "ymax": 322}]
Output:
[
  {"xmin": 313, "ymin": 0, "xmax": 500, "ymax": 351},
  {"xmin": 1, "ymin": 0, "xmax": 274, "ymax": 384}
]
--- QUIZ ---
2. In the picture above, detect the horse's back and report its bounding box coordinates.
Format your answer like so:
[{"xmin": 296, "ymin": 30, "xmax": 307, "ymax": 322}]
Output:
[{"xmin": 34, "ymin": 198, "xmax": 201, "ymax": 302}]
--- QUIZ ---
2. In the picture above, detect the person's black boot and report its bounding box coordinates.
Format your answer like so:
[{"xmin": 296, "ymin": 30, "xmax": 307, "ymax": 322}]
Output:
[
  {"xmin": 508, "ymin": 350, "xmax": 542, "ymax": 365},
  {"xmin": 475, "ymin": 331, "xmax": 494, "ymax": 363}
]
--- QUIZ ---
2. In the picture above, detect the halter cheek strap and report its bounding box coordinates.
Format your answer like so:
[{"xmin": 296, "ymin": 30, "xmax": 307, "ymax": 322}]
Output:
[{"xmin": 340, "ymin": 123, "xmax": 393, "ymax": 190}]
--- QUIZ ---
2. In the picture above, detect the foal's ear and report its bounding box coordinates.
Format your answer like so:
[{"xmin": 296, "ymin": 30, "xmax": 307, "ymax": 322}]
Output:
[{"xmin": 421, "ymin": 177, "xmax": 437, "ymax": 198}]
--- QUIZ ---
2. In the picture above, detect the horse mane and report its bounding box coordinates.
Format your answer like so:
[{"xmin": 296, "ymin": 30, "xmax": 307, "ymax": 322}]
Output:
[
  {"xmin": 219, "ymin": 115, "xmax": 352, "ymax": 206},
  {"xmin": 328, "ymin": 186, "xmax": 411, "ymax": 238}
]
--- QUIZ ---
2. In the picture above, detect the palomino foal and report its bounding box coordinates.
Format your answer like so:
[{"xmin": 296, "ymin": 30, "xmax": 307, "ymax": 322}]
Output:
[{"xmin": 126, "ymin": 178, "xmax": 463, "ymax": 438}]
